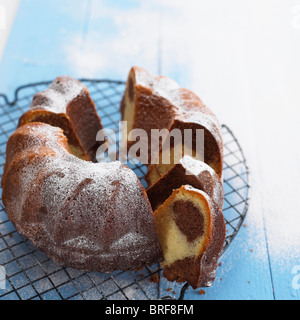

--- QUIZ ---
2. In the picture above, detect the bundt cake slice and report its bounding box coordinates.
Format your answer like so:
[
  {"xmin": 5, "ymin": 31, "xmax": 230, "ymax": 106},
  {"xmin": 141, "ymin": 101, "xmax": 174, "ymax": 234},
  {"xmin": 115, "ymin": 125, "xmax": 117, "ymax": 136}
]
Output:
[
  {"xmin": 154, "ymin": 185, "xmax": 225, "ymax": 289},
  {"xmin": 18, "ymin": 76, "xmax": 103, "ymax": 161},
  {"xmin": 147, "ymin": 155, "xmax": 224, "ymax": 211},
  {"xmin": 2, "ymin": 122, "xmax": 162, "ymax": 272},
  {"xmin": 121, "ymin": 66, "xmax": 223, "ymax": 178}
]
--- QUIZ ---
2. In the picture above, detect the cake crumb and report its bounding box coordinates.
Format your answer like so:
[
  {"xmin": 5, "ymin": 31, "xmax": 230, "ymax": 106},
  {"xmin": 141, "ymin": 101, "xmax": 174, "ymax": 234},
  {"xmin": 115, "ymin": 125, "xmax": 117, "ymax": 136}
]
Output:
[
  {"xmin": 150, "ymin": 274, "xmax": 159, "ymax": 283},
  {"xmin": 165, "ymin": 288, "xmax": 172, "ymax": 292},
  {"xmin": 218, "ymin": 262, "xmax": 222, "ymax": 267},
  {"xmin": 243, "ymin": 224, "xmax": 247, "ymax": 227},
  {"xmin": 199, "ymin": 289, "xmax": 206, "ymax": 295},
  {"xmin": 250, "ymin": 249, "xmax": 254, "ymax": 252}
]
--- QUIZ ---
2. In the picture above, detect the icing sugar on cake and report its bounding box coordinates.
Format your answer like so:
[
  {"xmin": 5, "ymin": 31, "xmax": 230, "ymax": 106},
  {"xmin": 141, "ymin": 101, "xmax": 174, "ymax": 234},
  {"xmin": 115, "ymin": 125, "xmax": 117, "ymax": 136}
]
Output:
[{"xmin": 147, "ymin": 155, "xmax": 224, "ymax": 212}]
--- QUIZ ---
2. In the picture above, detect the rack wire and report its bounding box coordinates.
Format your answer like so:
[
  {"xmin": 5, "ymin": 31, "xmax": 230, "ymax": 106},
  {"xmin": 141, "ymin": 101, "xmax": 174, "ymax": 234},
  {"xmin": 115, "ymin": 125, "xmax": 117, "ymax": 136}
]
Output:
[{"xmin": 0, "ymin": 79, "xmax": 250, "ymax": 300}]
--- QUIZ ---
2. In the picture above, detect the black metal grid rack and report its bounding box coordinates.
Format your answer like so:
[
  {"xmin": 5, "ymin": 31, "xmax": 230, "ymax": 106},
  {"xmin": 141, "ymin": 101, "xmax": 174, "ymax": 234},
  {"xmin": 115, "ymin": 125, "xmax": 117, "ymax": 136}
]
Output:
[{"xmin": 0, "ymin": 80, "xmax": 250, "ymax": 300}]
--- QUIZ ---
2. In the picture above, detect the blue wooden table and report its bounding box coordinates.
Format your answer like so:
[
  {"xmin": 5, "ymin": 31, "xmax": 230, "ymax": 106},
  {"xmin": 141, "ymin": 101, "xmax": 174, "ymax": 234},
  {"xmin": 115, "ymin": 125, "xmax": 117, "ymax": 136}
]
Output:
[{"xmin": 0, "ymin": 0, "xmax": 299, "ymax": 300}]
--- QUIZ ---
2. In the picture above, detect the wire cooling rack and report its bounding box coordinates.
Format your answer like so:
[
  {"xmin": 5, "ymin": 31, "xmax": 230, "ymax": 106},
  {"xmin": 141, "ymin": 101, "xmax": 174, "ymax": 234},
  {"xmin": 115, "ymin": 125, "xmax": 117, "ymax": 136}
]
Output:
[{"xmin": 0, "ymin": 80, "xmax": 250, "ymax": 300}]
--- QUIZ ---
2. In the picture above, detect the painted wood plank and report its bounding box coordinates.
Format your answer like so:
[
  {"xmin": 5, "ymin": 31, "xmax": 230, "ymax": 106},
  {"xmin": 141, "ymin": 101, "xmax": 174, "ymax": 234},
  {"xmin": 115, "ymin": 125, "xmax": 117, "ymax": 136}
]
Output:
[
  {"xmin": 154, "ymin": 0, "xmax": 274, "ymax": 300},
  {"xmin": 153, "ymin": 0, "xmax": 300, "ymax": 300},
  {"xmin": 0, "ymin": 0, "xmax": 20, "ymax": 62},
  {"xmin": 73, "ymin": 0, "xmax": 163, "ymax": 79}
]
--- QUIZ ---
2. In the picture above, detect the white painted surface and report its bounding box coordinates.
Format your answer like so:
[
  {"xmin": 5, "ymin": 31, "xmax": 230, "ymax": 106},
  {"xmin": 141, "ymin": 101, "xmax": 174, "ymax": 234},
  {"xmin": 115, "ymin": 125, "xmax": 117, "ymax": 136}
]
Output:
[{"xmin": 0, "ymin": 0, "xmax": 19, "ymax": 62}]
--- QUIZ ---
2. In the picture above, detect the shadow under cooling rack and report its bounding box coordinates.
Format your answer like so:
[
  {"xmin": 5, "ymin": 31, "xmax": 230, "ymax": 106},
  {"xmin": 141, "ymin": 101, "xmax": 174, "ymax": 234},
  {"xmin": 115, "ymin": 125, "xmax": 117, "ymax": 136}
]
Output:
[{"xmin": 0, "ymin": 79, "xmax": 250, "ymax": 300}]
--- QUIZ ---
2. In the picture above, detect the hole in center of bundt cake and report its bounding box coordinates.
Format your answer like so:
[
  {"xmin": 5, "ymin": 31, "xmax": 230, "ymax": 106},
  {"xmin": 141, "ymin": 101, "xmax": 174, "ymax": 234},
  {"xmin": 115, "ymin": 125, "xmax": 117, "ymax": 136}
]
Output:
[{"xmin": 172, "ymin": 200, "xmax": 204, "ymax": 242}]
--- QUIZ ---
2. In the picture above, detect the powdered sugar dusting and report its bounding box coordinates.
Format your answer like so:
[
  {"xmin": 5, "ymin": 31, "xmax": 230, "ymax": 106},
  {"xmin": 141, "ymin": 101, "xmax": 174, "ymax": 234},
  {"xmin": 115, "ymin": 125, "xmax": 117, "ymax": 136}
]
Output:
[
  {"xmin": 181, "ymin": 155, "xmax": 224, "ymax": 210},
  {"xmin": 3, "ymin": 123, "xmax": 162, "ymax": 272},
  {"xmin": 181, "ymin": 155, "xmax": 211, "ymax": 176}
]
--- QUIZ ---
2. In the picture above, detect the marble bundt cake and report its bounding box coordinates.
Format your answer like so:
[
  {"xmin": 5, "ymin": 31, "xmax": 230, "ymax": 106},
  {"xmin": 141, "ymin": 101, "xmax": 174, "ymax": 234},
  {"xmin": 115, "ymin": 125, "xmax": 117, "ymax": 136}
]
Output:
[
  {"xmin": 154, "ymin": 185, "xmax": 226, "ymax": 289},
  {"xmin": 147, "ymin": 155, "xmax": 224, "ymax": 211},
  {"xmin": 121, "ymin": 67, "xmax": 223, "ymax": 178},
  {"xmin": 18, "ymin": 76, "xmax": 103, "ymax": 161},
  {"xmin": 1, "ymin": 122, "xmax": 162, "ymax": 272}
]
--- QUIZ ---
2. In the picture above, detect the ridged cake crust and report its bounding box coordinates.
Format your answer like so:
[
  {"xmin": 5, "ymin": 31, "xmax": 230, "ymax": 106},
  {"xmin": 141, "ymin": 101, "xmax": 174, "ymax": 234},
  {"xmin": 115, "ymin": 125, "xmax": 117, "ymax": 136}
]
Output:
[
  {"xmin": 121, "ymin": 67, "xmax": 223, "ymax": 178},
  {"xmin": 154, "ymin": 185, "xmax": 225, "ymax": 289},
  {"xmin": 18, "ymin": 76, "xmax": 103, "ymax": 161},
  {"xmin": 1, "ymin": 122, "xmax": 162, "ymax": 272},
  {"xmin": 147, "ymin": 155, "xmax": 224, "ymax": 211}
]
